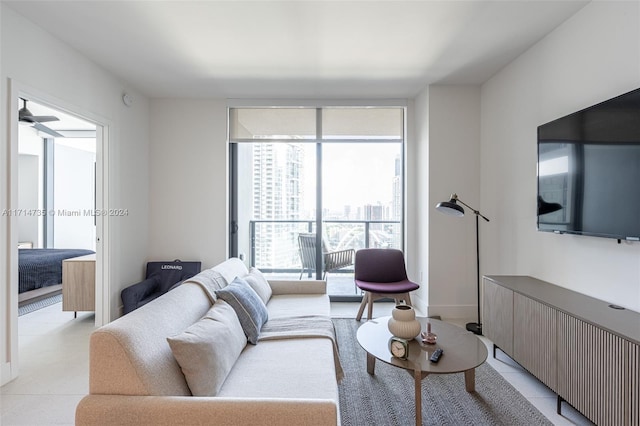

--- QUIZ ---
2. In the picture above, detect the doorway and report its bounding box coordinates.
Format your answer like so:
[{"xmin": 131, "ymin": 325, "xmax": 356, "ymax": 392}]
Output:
[
  {"xmin": 4, "ymin": 82, "xmax": 110, "ymax": 384},
  {"xmin": 17, "ymin": 100, "xmax": 97, "ymax": 308}
]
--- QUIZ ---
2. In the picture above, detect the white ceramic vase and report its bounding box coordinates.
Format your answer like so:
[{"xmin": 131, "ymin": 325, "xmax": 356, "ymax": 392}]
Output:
[{"xmin": 388, "ymin": 304, "xmax": 421, "ymax": 339}]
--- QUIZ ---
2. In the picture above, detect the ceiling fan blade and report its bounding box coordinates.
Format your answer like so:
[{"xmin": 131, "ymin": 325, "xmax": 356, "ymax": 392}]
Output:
[
  {"xmin": 31, "ymin": 115, "xmax": 60, "ymax": 123},
  {"xmin": 32, "ymin": 122, "xmax": 63, "ymax": 138},
  {"xmin": 18, "ymin": 99, "xmax": 59, "ymax": 123}
]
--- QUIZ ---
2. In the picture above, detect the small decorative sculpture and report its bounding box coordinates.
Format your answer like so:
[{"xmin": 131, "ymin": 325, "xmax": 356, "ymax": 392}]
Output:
[{"xmin": 421, "ymin": 322, "xmax": 437, "ymax": 344}]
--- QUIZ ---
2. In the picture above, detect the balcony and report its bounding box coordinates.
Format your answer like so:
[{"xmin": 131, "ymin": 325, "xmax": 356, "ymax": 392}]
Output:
[{"xmin": 248, "ymin": 219, "xmax": 401, "ymax": 297}]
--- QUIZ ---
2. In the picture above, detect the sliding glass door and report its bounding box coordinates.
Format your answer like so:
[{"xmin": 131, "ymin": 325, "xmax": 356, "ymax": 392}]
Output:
[{"xmin": 229, "ymin": 106, "xmax": 404, "ymax": 299}]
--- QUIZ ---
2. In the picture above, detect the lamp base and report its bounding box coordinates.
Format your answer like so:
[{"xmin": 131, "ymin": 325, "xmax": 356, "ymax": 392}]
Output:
[{"xmin": 465, "ymin": 322, "xmax": 483, "ymax": 335}]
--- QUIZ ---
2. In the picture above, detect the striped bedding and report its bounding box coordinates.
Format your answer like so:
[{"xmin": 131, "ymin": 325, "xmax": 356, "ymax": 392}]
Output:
[{"xmin": 18, "ymin": 248, "xmax": 95, "ymax": 293}]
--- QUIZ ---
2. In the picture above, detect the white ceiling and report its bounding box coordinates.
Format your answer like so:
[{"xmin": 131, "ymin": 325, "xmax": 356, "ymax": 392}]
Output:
[{"xmin": 4, "ymin": 0, "xmax": 590, "ymax": 99}]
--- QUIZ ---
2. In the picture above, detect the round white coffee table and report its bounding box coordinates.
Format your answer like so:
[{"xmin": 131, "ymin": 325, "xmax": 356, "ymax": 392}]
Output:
[{"xmin": 357, "ymin": 316, "xmax": 488, "ymax": 426}]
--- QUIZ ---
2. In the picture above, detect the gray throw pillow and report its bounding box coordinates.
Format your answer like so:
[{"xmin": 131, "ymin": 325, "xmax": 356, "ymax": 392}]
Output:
[{"xmin": 215, "ymin": 277, "xmax": 268, "ymax": 344}]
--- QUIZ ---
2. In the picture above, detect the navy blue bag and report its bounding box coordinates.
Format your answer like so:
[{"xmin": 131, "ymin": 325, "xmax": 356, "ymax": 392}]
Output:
[
  {"xmin": 121, "ymin": 260, "xmax": 201, "ymax": 314},
  {"xmin": 145, "ymin": 260, "xmax": 202, "ymax": 293}
]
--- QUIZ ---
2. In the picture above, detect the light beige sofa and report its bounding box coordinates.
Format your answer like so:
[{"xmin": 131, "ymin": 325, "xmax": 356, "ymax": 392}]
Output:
[{"xmin": 76, "ymin": 258, "xmax": 340, "ymax": 425}]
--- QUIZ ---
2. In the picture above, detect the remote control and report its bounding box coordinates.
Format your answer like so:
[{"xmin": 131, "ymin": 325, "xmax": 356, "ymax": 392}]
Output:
[{"xmin": 430, "ymin": 348, "xmax": 444, "ymax": 363}]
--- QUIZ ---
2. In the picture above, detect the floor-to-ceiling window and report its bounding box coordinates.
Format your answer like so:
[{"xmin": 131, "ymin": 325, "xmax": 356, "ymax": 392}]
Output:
[{"xmin": 229, "ymin": 105, "xmax": 405, "ymax": 299}]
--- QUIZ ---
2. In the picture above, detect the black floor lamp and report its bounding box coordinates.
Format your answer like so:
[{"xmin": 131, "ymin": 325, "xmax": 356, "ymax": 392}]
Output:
[{"xmin": 435, "ymin": 193, "xmax": 489, "ymax": 335}]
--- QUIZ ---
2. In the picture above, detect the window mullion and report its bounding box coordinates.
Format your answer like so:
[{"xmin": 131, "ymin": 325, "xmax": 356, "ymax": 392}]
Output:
[{"xmin": 315, "ymin": 108, "xmax": 323, "ymax": 280}]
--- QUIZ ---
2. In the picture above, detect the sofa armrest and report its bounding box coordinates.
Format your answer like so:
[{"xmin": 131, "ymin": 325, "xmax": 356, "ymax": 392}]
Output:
[
  {"xmin": 121, "ymin": 276, "xmax": 160, "ymax": 315},
  {"xmin": 267, "ymin": 279, "xmax": 327, "ymax": 295},
  {"xmin": 76, "ymin": 395, "xmax": 338, "ymax": 426}
]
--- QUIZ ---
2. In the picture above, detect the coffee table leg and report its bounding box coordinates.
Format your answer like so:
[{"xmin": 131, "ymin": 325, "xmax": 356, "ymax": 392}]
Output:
[
  {"xmin": 414, "ymin": 369, "xmax": 423, "ymax": 426},
  {"xmin": 366, "ymin": 353, "xmax": 376, "ymax": 374},
  {"xmin": 464, "ymin": 368, "xmax": 476, "ymax": 392}
]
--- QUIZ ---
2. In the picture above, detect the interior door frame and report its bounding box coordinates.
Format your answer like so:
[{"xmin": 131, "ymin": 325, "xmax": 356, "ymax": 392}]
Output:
[{"xmin": 4, "ymin": 79, "xmax": 111, "ymax": 383}]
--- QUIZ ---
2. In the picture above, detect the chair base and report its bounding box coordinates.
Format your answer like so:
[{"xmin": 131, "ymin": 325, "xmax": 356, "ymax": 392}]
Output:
[{"xmin": 356, "ymin": 291, "xmax": 414, "ymax": 321}]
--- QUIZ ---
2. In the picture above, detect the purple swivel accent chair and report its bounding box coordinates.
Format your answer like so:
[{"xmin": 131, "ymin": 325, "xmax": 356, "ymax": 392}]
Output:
[{"xmin": 355, "ymin": 248, "xmax": 420, "ymax": 321}]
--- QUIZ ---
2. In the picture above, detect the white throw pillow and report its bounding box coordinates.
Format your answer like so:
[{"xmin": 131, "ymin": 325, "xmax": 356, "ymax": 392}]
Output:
[
  {"xmin": 167, "ymin": 301, "xmax": 246, "ymax": 396},
  {"xmin": 243, "ymin": 267, "xmax": 272, "ymax": 305}
]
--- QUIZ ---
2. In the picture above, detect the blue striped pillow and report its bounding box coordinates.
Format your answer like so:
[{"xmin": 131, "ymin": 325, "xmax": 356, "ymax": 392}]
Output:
[{"xmin": 215, "ymin": 277, "xmax": 268, "ymax": 344}]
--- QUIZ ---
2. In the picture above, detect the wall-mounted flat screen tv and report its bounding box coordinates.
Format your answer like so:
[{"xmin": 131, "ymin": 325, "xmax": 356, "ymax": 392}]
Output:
[{"xmin": 537, "ymin": 87, "xmax": 640, "ymax": 241}]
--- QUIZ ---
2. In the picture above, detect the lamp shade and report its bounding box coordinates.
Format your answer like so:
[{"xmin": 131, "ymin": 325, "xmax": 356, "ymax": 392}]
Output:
[{"xmin": 435, "ymin": 195, "xmax": 464, "ymax": 217}]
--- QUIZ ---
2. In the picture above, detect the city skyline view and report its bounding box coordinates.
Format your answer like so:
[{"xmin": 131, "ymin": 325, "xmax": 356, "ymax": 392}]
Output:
[{"xmin": 241, "ymin": 141, "xmax": 403, "ymax": 273}]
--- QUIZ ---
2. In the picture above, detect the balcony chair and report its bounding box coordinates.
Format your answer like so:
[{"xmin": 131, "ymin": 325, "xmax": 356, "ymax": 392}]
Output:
[
  {"xmin": 354, "ymin": 248, "xmax": 419, "ymax": 321},
  {"xmin": 298, "ymin": 233, "xmax": 355, "ymax": 280}
]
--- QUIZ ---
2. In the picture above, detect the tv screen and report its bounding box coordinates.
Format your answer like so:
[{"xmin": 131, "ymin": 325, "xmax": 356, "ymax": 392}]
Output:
[{"xmin": 537, "ymin": 87, "xmax": 640, "ymax": 240}]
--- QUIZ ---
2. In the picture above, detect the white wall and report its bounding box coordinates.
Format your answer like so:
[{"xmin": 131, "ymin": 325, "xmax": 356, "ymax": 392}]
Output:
[
  {"xmin": 148, "ymin": 99, "xmax": 419, "ymax": 278},
  {"xmin": 424, "ymin": 86, "xmax": 482, "ymax": 319},
  {"xmin": 17, "ymin": 128, "xmax": 45, "ymax": 247},
  {"xmin": 1, "ymin": 4, "xmax": 150, "ymax": 384},
  {"xmin": 17, "ymin": 154, "xmax": 39, "ymax": 246},
  {"xmin": 0, "ymin": 1, "xmax": 7, "ymax": 387},
  {"xmin": 480, "ymin": 1, "xmax": 640, "ymax": 310},
  {"xmin": 53, "ymin": 142, "xmax": 96, "ymax": 250},
  {"xmin": 410, "ymin": 90, "xmax": 429, "ymax": 314},
  {"xmin": 148, "ymin": 99, "xmax": 228, "ymax": 269},
  {"xmin": 147, "ymin": 93, "xmax": 469, "ymax": 318}
]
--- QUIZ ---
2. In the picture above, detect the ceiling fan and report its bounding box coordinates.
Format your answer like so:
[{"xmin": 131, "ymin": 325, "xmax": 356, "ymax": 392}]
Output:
[{"xmin": 18, "ymin": 98, "xmax": 63, "ymax": 138}]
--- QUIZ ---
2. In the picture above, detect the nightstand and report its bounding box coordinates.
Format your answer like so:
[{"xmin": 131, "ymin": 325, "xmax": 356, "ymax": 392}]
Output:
[{"xmin": 62, "ymin": 254, "xmax": 96, "ymax": 317}]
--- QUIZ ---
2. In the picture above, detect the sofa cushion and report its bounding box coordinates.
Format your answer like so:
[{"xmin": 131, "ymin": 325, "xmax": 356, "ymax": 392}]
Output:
[
  {"xmin": 244, "ymin": 267, "xmax": 272, "ymax": 304},
  {"xmin": 267, "ymin": 294, "xmax": 330, "ymax": 319},
  {"xmin": 215, "ymin": 277, "xmax": 268, "ymax": 344},
  {"xmin": 167, "ymin": 301, "xmax": 246, "ymax": 396},
  {"xmin": 218, "ymin": 338, "xmax": 337, "ymax": 400}
]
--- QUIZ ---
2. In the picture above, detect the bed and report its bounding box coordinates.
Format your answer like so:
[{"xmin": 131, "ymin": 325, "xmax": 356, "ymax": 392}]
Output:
[{"xmin": 19, "ymin": 248, "xmax": 96, "ymax": 305}]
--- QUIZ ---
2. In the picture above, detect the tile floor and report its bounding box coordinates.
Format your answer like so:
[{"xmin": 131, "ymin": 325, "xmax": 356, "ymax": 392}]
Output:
[{"xmin": 1, "ymin": 301, "xmax": 593, "ymax": 425}]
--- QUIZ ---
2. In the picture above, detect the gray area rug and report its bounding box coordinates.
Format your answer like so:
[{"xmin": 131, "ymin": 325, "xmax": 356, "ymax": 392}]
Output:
[
  {"xmin": 18, "ymin": 294, "xmax": 62, "ymax": 316},
  {"xmin": 334, "ymin": 318, "xmax": 552, "ymax": 426}
]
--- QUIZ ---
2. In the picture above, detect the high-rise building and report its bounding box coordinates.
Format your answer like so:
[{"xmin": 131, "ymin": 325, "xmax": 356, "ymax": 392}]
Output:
[
  {"xmin": 391, "ymin": 154, "xmax": 402, "ymax": 248},
  {"xmin": 392, "ymin": 155, "xmax": 402, "ymax": 221},
  {"xmin": 252, "ymin": 143, "xmax": 303, "ymax": 268}
]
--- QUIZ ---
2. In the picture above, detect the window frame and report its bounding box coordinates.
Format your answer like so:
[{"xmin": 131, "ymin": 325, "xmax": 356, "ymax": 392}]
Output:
[{"xmin": 228, "ymin": 102, "xmax": 407, "ymax": 292}]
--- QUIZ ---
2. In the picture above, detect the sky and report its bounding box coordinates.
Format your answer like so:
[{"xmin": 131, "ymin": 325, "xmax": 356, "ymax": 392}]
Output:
[{"xmin": 301, "ymin": 143, "xmax": 401, "ymax": 214}]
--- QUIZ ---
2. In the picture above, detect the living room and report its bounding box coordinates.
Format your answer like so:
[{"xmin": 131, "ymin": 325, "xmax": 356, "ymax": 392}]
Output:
[{"xmin": 1, "ymin": 1, "xmax": 639, "ymax": 425}]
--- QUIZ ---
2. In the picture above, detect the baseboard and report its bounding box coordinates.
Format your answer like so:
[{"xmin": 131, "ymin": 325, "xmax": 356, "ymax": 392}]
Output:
[
  {"xmin": 426, "ymin": 304, "xmax": 476, "ymax": 322},
  {"xmin": 411, "ymin": 294, "xmax": 428, "ymax": 317}
]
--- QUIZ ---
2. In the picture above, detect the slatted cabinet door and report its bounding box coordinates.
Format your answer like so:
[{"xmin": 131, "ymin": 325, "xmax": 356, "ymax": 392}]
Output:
[
  {"xmin": 513, "ymin": 294, "xmax": 557, "ymax": 392},
  {"xmin": 558, "ymin": 312, "xmax": 640, "ymax": 426},
  {"xmin": 483, "ymin": 278, "xmax": 514, "ymax": 356}
]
